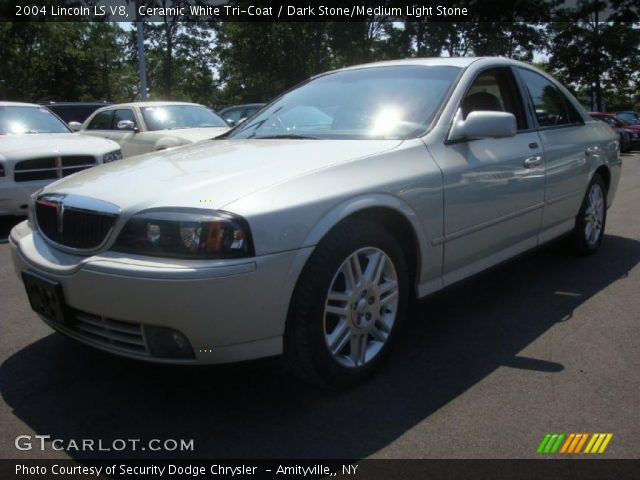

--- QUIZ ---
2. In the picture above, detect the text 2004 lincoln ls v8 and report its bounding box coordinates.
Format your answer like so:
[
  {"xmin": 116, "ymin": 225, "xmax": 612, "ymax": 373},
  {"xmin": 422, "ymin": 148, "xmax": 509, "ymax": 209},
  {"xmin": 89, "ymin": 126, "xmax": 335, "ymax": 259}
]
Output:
[{"xmin": 10, "ymin": 57, "xmax": 621, "ymax": 386}]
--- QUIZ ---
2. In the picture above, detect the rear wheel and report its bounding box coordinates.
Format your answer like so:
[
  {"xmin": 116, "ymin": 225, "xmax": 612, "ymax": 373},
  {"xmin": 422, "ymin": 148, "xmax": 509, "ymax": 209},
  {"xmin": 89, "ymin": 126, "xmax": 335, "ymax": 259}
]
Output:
[
  {"xmin": 284, "ymin": 220, "xmax": 408, "ymax": 387},
  {"xmin": 570, "ymin": 174, "xmax": 607, "ymax": 255}
]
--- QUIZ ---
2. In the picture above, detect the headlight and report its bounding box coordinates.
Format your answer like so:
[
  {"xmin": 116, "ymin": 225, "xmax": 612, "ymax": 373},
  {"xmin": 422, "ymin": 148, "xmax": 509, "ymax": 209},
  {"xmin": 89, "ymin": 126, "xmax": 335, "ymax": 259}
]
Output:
[
  {"xmin": 103, "ymin": 150, "xmax": 123, "ymax": 163},
  {"xmin": 113, "ymin": 208, "xmax": 254, "ymax": 259}
]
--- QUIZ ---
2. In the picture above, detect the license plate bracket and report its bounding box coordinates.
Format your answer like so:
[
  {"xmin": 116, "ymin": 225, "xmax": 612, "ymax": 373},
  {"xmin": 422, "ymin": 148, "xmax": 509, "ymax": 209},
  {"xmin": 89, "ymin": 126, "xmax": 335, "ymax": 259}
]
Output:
[{"xmin": 22, "ymin": 272, "xmax": 72, "ymax": 324}]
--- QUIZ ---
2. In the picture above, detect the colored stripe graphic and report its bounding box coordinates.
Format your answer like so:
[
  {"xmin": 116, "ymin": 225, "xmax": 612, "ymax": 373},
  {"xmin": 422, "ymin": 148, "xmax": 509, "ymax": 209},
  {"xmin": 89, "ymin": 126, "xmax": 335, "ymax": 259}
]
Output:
[
  {"xmin": 550, "ymin": 433, "xmax": 565, "ymax": 453},
  {"xmin": 584, "ymin": 434, "xmax": 598, "ymax": 453},
  {"xmin": 544, "ymin": 434, "xmax": 559, "ymax": 453},
  {"xmin": 560, "ymin": 434, "xmax": 575, "ymax": 453},
  {"xmin": 574, "ymin": 433, "xmax": 589, "ymax": 453},
  {"xmin": 539, "ymin": 433, "xmax": 613, "ymax": 454},
  {"xmin": 537, "ymin": 434, "xmax": 552, "ymax": 454},
  {"xmin": 584, "ymin": 433, "xmax": 614, "ymax": 454},
  {"xmin": 598, "ymin": 434, "xmax": 613, "ymax": 453},
  {"xmin": 567, "ymin": 434, "xmax": 582, "ymax": 453}
]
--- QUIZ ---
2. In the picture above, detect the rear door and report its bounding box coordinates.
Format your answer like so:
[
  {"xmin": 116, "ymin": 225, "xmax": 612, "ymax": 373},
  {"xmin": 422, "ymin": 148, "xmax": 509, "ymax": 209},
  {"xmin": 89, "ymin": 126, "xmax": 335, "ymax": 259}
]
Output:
[{"xmin": 515, "ymin": 67, "xmax": 591, "ymax": 235}]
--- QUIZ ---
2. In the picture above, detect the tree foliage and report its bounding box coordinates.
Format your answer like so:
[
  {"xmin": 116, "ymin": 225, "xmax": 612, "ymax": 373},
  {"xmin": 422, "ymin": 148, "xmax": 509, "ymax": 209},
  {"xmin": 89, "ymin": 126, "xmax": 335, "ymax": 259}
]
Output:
[{"xmin": 0, "ymin": 14, "xmax": 638, "ymax": 111}]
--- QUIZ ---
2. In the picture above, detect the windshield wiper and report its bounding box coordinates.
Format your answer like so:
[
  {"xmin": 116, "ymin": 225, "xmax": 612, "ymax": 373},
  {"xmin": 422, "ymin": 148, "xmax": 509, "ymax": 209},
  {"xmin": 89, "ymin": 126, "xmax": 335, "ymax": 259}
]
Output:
[{"xmin": 254, "ymin": 134, "xmax": 321, "ymax": 140}]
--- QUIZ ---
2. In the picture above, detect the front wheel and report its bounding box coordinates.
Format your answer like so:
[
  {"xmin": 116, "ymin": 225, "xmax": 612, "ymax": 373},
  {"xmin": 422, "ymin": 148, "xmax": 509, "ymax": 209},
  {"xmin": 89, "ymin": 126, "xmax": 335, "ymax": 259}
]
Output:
[
  {"xmin": 284, "ymin": 220, "xmax": 409, "ymax": 387},
  {"xmin": 570, "ymin": 174, "xmax": 607, "ymax": 255}
]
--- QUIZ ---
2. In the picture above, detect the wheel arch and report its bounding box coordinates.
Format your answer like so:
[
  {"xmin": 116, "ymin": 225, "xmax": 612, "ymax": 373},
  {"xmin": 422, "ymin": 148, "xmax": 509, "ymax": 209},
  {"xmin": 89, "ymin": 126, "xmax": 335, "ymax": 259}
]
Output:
[
  {"xmin": 593, "ymin": 164, "xmax": 611, "ymax": 193},
  {"xmin": 300, "ymin": 194, "xmax": 428, "ymax": 297}
]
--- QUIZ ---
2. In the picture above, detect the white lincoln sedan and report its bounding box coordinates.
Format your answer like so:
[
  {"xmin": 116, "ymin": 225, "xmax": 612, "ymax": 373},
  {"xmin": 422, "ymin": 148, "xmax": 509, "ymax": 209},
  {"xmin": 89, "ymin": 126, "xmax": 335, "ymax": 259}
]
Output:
[
  {"xmin": 10, "ymin": 58, "xmax": 621, "ymax": 386},
  {"xmin": 77, "ymin": 101, "xmax": 230, "ymax": 157}
]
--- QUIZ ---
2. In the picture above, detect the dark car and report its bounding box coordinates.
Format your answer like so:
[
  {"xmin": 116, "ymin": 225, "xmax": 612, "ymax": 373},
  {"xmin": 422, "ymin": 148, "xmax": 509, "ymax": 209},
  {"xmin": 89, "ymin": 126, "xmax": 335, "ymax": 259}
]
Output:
[
  {"xmin": 615, "ymin": 111, "xmax": 640, "ymax": 125},
  {"xmin": 41, "ymin": 101, "xmax": 111, "ymax": 126},
  {"xmin": 590, "ymin": 112, "xmax": 640, "ymax": 153},
  {"xmin": 218, "ymin": 103, "xmax": 265, "ymax": 126}
]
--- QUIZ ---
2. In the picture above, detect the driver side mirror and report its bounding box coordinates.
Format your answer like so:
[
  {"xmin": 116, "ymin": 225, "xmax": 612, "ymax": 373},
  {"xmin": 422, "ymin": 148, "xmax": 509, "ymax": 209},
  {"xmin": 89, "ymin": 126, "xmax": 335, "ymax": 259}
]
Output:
[
  {"xmin": 117, "ymin": 120, "xmax": 138, "ymax": 132},
  {"xmin": 68, "ymin": 121, "xmax": 82, "ymax": 132},
  {"xmin": 225, "ymin": 118, "xmax": 236, "ymax": 127},
  {"xmin": 448, "ymin": 110, "xmax": 516, "ymax": 142}
]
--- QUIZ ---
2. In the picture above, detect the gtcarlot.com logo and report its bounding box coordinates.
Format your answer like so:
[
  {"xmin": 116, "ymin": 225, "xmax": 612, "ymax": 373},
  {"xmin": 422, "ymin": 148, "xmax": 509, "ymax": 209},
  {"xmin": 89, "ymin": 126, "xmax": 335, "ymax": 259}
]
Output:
[
  {"xmin": 537, "ymin": 433, "xmax": 613, "ymax": 455},
  {"xmin": 15, "ymin": 435, "xmax": 194, "ymax": 452}
]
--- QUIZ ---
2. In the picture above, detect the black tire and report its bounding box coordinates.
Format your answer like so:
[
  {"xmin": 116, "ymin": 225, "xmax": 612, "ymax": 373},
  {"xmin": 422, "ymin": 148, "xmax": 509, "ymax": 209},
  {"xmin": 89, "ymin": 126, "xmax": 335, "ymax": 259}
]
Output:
[
  {"xmin": 284, "ymin": 219, "xmax": 409, "ymax": 388},
  {"xmin": 570, "ymin": 173, "xmax": 607, "ymax": 255}
]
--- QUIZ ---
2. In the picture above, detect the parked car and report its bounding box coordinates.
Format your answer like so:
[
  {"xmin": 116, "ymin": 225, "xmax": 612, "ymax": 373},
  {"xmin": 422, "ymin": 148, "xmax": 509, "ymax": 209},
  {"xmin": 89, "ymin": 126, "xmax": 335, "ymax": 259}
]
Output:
[
  {"xmin": 0, "ymin": 102, "xmax": 121, "ymax": 217},
  {"xmin": 589, "ymin": 112, "xmax": 640, "ymax": 152},
  {"xmin": 218, "ymin": 103, "xmax": 265, "ymax": 126},
  {"xmin": 615, "ymin": 111, "xmax": 640, "ymax": 125},
  {"xmin": 41, "ymin": 101, "xmax": 110, "ymax": 125},
  {"xmin": 78, "ymin": 102, "xmax": 230, "ymax": 157},
  {"xmin": 10, "ymin": 58, "xmax": 621, "ymax": 386}
]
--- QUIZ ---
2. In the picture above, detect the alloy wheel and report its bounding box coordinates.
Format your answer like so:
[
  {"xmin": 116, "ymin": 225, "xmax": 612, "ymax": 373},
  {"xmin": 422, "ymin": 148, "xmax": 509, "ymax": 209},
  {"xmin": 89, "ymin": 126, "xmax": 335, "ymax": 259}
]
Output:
[{"xmin": 323, "ymin": 247, "xmax": 399, "ymax": 368}]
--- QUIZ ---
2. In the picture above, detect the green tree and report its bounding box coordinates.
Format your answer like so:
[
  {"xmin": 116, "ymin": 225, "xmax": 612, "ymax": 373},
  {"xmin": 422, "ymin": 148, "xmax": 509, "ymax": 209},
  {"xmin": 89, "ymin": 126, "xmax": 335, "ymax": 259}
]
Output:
[{"xmin": 547, "ymin": 0, "xmax": 640, "ymax": 111}]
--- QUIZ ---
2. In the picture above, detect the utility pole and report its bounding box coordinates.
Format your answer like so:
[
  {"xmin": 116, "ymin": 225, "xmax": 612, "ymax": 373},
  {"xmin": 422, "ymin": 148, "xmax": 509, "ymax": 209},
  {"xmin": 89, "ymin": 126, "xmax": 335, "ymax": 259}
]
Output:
[{"xmin": 136, "ymin": 0, "xmax": 148, "ymax": 101}]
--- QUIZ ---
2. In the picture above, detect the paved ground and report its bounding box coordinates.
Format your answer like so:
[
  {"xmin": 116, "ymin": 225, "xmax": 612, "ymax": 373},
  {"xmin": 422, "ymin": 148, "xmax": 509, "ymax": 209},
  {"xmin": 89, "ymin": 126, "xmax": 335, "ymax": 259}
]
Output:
[{"xmin": 1, "ymin": 153, "xmax": 638, "ymax": 461}]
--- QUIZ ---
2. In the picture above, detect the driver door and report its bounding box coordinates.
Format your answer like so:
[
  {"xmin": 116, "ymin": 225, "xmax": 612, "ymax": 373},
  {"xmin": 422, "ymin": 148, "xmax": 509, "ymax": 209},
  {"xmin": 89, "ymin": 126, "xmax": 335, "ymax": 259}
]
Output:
[{"xmin": 429, "ymin": 67, "xmax": 546, "ymax": 284}]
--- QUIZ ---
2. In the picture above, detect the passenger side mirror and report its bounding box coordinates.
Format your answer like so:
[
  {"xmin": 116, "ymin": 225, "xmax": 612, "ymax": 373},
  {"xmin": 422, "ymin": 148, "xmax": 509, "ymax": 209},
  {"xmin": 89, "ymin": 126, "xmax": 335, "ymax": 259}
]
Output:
[
  {"xmin": 68, "ymin": 121, "xmax": 82, "ymax": 132},
  {"xmin": 117, "ymin": 120, "xmax": 138, "ymax": 132},
  {"xmin": 226, "ymin": 118, "xmax": 236, "ymax": 126},
  {"xmin": 448, "ymin": 110, "xmax": 516, "ymax": 142}
]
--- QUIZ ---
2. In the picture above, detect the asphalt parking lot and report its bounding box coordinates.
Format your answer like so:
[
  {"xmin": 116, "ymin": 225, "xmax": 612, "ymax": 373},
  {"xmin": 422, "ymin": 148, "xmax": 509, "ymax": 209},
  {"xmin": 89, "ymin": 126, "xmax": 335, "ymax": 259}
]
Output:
[{"xmin": 1, "ymin": 153, "xmax": 638, "ymax": 461}]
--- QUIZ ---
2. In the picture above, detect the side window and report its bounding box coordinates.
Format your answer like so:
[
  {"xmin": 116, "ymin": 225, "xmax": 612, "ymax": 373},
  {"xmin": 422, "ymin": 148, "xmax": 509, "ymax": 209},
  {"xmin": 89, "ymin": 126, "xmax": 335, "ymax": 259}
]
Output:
[
  {"xmin": 113, "ymin": 109, "xmax": 137, "ymax": 128},
  {"xmin": 517, "ymin": 68, "xmax": 583, "ymax": 128},
  {"xmin": 462, "ymin": 68, "xmax": 527, "ymax": 130},
  {"xmin": 88, "ymin": 110, "xmax": 113, "ymax": 130},
  {"xmin": 223, "ymin": 108, "xmax": 243, "ymax": 124}
]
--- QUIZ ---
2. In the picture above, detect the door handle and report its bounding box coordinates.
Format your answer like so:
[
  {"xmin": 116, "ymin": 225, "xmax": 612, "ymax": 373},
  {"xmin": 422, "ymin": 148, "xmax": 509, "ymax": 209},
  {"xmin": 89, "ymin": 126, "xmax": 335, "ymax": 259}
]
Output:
[{"xmin": 523, "ymin": 156, "xmax": 542, "ymax": 168}]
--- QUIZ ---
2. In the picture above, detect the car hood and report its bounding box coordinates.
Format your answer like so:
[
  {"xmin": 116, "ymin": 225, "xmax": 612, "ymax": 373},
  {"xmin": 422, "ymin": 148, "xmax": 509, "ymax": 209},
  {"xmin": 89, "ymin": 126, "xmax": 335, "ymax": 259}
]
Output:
[
  {"xmin": 153, "ymin": 127, "xmax": 229, "ymax": 142},
  {"xmin": 0, "ymin": 133, "xmax": 118, "ymax": 157},
  {"xmin": 41, "ymin": 139, "xmax": 403, "ymax": 212}
]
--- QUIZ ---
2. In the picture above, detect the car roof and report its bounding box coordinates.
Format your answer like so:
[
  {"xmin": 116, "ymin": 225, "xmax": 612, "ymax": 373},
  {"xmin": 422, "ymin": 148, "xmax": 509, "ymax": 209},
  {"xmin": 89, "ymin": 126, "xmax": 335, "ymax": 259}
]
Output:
[
  {"xmin": 333, "ymin": 56, "xmax": 536, "ymax": 73},
  {"xmin": 0, "ymin": 101, "xmax": 41, "ymax": 107},
  {"xmin": 42, "ymin": 101, "xmax": 111, "ymax": 106},
  {"xmin": 219, "ymin": 104, "xmax": 265, "ymax": 112},
  {"xmin": 101, "ymin": 101, "xmax": 202, "ymax": 109}
]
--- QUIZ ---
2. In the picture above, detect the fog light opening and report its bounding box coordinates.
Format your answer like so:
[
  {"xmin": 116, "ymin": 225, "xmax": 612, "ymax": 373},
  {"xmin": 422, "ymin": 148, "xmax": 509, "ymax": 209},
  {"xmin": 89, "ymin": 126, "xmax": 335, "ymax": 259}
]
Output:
[{"xmin": 144, "ymin": 326, "xmax": 195, "ymax": 359}]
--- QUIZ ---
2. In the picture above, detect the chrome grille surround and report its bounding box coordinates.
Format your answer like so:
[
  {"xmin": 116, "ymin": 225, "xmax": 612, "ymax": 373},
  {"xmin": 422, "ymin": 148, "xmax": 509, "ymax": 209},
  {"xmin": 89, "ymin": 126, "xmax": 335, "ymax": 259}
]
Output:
[{"xmin": 35, "ymin": 193, "xmax": 121, "ymax": 254}]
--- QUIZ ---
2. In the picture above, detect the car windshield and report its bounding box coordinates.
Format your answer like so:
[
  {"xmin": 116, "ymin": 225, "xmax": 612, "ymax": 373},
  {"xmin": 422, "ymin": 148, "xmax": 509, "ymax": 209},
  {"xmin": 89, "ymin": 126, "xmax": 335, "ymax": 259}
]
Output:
[
  {"xmin": 0, "ymin": 106, "xmax": 71, "ymax": 134},
  {"xmin": 140, "ymin": 105, "xmax": 228, "ymax": 131},
  {"xmin": 617, "ymin": 112, "xmax": 639, "ymax": 123},
  {"xmin": 229, "ymin": 65, "xmax": 461, "ymax": 140}
]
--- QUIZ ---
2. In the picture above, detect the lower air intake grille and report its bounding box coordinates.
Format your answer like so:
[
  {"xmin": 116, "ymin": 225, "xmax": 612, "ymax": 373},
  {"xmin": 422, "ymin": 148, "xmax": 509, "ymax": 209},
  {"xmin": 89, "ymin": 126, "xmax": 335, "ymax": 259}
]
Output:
[{"xmin": 71, "ymin": 312, "xmax": 149, "ymax": 356}]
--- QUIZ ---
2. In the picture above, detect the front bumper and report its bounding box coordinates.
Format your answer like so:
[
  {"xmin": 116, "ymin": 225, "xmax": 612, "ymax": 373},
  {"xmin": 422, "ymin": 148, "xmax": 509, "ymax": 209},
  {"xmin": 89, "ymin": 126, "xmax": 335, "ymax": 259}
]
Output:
[{"xmin": 10, "ymin": 221, "xmax": 313, "ymax": 364}]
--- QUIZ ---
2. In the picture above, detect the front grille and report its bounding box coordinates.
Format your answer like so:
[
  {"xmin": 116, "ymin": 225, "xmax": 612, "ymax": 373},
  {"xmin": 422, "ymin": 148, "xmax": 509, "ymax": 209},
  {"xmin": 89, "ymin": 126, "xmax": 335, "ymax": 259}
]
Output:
[
  {"xmin": 14, "ymin": 155, "xmax": 96, "ymax": 182},
  {"xmin": 71, "ymin": 312, "xmax": 149, "ymax": 356},
  {"xmin": 36, "ymin": 202, "xmax": 117, "ymax": 250}
]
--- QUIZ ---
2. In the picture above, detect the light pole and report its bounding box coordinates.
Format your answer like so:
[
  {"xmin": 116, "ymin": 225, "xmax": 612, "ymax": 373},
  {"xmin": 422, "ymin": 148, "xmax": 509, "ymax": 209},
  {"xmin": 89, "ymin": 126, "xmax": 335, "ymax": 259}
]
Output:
[{"xmin": 136, "ymin": 0, "xmax": 148, "ymax": 101}]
